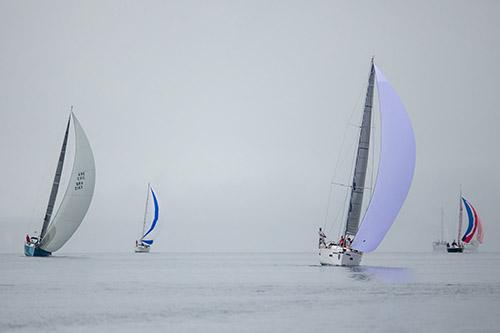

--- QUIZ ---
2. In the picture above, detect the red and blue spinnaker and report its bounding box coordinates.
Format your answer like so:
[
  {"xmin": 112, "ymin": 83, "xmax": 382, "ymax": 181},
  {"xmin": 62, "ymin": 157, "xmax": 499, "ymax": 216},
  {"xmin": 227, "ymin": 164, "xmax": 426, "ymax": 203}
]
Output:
[{"xmin": 461, "ymin": 197, "xmax": 483, "ymax": 244}]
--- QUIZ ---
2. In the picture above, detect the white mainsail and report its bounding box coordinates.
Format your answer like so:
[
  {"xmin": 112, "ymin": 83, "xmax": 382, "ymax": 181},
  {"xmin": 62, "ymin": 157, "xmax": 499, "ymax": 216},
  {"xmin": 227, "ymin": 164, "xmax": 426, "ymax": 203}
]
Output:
[{"xmin": 39, "ymin": 113, "xmax": 96, "ymax": 252}]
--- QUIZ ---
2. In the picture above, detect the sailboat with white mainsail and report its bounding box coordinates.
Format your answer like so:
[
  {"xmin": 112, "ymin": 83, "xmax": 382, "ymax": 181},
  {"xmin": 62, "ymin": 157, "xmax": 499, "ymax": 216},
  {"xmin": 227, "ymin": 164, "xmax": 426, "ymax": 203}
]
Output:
[
  {"xmin": 432, "ymin": 207, "xmax": 447, "ymax": 252},
  {"xmin": 135, "ymin": 183, "xmax": 159, "ymax": 253},
  {"xmin": 24, "ymin": 110, "xmax": 96, "ymax": 257},
  {"xmin": 447, "ymin": 192, "xmax": 484, "ymax": 253},
  {"xmin": 319, "ymin": 59, "xmax": 416, "ymax": 266}
]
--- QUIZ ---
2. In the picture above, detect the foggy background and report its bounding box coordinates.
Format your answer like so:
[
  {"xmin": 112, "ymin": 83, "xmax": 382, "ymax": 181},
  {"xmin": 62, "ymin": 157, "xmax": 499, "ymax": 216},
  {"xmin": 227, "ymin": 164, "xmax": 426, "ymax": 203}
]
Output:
[{"xmin": 0, "ymin": 0, "xmax": 498, "ymax": 253}]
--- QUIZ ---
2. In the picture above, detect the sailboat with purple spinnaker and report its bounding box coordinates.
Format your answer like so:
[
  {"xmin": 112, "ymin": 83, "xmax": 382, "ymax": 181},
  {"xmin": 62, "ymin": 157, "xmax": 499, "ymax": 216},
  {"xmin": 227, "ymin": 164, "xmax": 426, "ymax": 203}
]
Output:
[{"xmin": 319, "ymin": 60, "xmax": 416, "ymax": 266}]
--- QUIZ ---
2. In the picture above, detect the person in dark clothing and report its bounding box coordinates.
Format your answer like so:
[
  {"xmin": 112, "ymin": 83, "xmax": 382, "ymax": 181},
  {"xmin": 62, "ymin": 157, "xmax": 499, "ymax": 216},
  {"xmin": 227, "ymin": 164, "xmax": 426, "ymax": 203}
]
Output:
[{"xmin": 318, "ymin": 228, "xmax": 327, "ymax": 248}]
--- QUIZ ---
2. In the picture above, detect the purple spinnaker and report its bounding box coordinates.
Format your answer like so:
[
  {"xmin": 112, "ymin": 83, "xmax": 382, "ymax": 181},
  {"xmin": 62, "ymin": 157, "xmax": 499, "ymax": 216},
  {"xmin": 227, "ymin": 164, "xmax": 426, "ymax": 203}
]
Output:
[{"xmin": 351, "ymin": 65, "xmax": 416, "ymax": 253}]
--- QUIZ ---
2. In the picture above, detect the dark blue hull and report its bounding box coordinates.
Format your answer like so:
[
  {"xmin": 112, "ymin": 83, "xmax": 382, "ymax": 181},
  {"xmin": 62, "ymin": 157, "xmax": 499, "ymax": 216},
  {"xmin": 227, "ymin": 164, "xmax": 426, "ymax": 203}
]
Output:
[{"xmin": 24, "ymin": 244, "xmax": 52, "ymax": 257}]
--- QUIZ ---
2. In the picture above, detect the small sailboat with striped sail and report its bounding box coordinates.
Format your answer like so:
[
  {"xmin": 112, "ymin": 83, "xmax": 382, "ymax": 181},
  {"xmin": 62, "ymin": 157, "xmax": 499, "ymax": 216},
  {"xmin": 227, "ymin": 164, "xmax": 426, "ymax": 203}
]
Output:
[
  {"xmin": 24, "ymin": 111, "xmax": 96, "ymax": 256},
  {"xmin": 135, "ymin": 183, "xmax": 159, "ymax": 253},
  {"xmin": 319, "ymin": 59, "xmax": 416, "ymax": 266},
  {"xmin": 447, "ymin": 193, "xmax": 484, "ymax": 253}
]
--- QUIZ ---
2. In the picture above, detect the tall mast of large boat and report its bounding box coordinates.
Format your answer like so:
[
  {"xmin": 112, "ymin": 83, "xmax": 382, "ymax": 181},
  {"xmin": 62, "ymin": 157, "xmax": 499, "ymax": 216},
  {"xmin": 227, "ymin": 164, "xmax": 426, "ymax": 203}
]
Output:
[
  {"xmin": 344, "ymin": 58, "xmax": 375, "ymax": 237},
  {"xmin": 440, "ymin": 207, "xmax": 444, "ymax": 242},
  {"xmin": 457, "ymin": 186, "xmax": 463, "ymax": 245},
  {"xmin": 141, "ymin": 183, "xmax": 151, "ymax": 240},
  {"xmin": 40, "ymin": 111, "xmax": 72, "ymax": 240}
]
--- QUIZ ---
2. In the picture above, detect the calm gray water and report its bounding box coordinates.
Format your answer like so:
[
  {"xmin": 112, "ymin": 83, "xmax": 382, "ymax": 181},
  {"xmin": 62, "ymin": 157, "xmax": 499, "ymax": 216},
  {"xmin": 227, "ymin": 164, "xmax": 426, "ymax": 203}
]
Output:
[{"xmin": 1, "ymin": 252, "xmax": 499, "ymax": 332}]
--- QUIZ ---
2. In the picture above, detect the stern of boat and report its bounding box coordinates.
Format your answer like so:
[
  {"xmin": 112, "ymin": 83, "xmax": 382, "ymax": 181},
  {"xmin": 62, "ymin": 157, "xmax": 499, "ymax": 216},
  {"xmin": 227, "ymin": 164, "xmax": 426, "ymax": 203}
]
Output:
[
  {"xmin": 447, "ymin": 247, "xmax": 464, "ymax": 253},
  {"xmin": 135, "ymin": 245, "xmax": 150, "ymax": 253},
  {"xmin": 24, "ymin": 243, "xmax": 35, "ymax": 256},
  {"xmin": 319, "ymin": 246, "xmax": 362, "ymax": 266},
  {"xmin": 24, "ymin": 244, "xmax": 52, "ymax": 257}
]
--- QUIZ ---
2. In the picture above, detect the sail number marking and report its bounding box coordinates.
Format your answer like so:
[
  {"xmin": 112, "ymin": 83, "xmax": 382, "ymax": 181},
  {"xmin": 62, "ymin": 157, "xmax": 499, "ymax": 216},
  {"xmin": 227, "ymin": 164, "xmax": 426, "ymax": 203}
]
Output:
[{"xmin": 75, "ymin": 171, "xmax": 85, "ymax": 191}]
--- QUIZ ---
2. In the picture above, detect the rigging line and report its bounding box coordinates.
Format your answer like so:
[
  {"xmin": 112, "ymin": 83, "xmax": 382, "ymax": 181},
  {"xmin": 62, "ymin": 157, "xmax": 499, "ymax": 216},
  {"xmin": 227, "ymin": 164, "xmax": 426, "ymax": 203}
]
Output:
[
  {"xmin": 322, "ymin": 114, "xmax": 356, "ymax": 230},
  {"xmin": 341, "ymin": 103, "xmax": 366, "ymax": 237},
  {"xmin": 334, "ymin": 187, "xmax": 350, "ymax": 239},
  {"xmin": 327, "ymin": 188, "xmax": 346, "ymax": 237},
  {"xmin": 321, "ymin": 73, "xmax": 368, "ymax": 234},
  {"xmin": 322, "ymin": 183, "xmax": 334, "ymax": 230},
  {"xmin": 326, "ymin": 187, "xmax": 344, "ymax": 236},
  {"xmin": 327, "ymin": 134, "xmax": 359, "ymax": 236},
  {"xmin": 332, "ymin": 182, "xmax": 372, "ymax": 190}
]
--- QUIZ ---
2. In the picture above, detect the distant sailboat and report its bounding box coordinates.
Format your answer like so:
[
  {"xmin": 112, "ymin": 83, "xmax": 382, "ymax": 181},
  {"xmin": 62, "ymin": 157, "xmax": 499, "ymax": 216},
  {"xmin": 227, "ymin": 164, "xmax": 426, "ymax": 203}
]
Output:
[
  {"xmin": 135, "ymin": 183, "xmax": 159, "ymax": 253},
  {"xmin": 447, "ymin": 192, "xmax": 483, "ymax": 253},
  {"xmin": 24, "ymin": 111, "xmax": 96, "ymax": 256},
  {"xmin": 319, "ymin": 59, "xmax": 416, "ymax": 266},
  {"xmin": 432, "ymin": 208, "xmax": 447, "ymax": 252}
]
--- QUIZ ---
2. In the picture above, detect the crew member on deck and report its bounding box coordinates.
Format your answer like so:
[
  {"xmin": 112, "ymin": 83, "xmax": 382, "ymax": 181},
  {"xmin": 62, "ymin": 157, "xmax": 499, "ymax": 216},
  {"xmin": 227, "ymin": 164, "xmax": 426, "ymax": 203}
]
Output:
[
  {"xmin": 339, "ymin": 235, "xmax": 346, "ymax": 247},
  {"xmin": 318, "ymin": 228, "xmax": 327, "ymax": 248}
]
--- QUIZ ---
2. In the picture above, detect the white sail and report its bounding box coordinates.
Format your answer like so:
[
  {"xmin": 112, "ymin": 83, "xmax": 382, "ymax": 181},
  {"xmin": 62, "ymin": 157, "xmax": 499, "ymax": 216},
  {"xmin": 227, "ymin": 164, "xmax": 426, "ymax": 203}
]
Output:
[{"xmin": 39, "ymin": 113, "xmax": 95, "ymax": 252}]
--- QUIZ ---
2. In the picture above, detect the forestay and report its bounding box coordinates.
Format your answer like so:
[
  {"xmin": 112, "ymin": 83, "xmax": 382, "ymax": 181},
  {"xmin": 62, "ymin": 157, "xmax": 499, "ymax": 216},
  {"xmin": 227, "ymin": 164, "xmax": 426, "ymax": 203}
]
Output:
[
  {"xmin": 352, "ymin": 66, "xmax": 416, "ymax": 253},
  {"xmin": 40, "ymin": 114, "xmax": 96, "ymax": 252}
]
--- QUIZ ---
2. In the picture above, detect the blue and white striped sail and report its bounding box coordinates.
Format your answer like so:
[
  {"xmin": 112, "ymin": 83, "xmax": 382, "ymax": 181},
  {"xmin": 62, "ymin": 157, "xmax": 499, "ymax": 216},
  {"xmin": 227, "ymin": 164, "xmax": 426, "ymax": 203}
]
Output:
[{"xmin": 140, "ymin": 186, "xmax": 159, "ymax": 246}]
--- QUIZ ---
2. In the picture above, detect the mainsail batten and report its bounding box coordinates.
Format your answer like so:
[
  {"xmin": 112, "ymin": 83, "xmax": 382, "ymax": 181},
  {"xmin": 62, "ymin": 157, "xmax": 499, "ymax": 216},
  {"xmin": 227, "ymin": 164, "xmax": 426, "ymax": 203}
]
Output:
[
  {"xmin": 345, "ymin": 62, "xmax": 375, "ymax": 236},
  {"xmin": 351, "ymin": 65, "xmax": 416, "ymax": 253},
  {"xmin": 39, "ymin": 114, "xmax": 96, "ymax": 252}
]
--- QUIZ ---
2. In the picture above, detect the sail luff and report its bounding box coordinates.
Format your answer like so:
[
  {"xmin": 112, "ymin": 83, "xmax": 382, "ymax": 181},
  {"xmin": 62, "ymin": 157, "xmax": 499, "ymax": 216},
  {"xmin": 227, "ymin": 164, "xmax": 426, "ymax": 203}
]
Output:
[
  {"xmin": 458, "ymin": 188, "xmax": 463, "ymax": 245},
  {"xmin": 141, "ymin": 183, "xmax": 150, "ymax": 240},
  {"xmin": 40, "ymin": 114, "xmax": 71, "ymax": 241},
  {"xmin": 344, "ymin": 61, "xmax": 375, "ymax": 237}
]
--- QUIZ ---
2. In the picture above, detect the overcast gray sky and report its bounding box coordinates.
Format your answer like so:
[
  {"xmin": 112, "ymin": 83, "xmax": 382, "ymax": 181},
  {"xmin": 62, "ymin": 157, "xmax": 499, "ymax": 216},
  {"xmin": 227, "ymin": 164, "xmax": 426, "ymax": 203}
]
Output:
[{"xmin": 0, "ymin": 0, "xmax": 499, "ymax": 253}]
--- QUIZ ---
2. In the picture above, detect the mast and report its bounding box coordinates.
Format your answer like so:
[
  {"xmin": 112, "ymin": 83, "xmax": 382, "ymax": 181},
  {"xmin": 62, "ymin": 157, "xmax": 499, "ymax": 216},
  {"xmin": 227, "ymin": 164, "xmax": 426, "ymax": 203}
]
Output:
[
  {"xmin": 440, "ymin": 207, "xmax": 444, "ymax": 242},
  {"xmin": 40, "ymin": 112, "xmax": 72, "ymax": 241},
  {"xmin": 141, "ymin": 183, "xmax": 151, "ymax": 240},
  {"xmin": 457, "ymin": 186, "xmax": 463, "ymax": 245},
  {"xmin": 344, "ymin": 58, "xmax": 375, "ymax": 237}
]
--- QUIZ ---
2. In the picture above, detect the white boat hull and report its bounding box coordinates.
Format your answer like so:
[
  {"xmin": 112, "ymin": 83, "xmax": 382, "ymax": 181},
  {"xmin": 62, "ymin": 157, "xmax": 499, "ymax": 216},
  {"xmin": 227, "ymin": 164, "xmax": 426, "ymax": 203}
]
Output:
[
  {"xmin": 432, "ymin": 241, "xmax": 447, "ymax": 252},
  {"xmin": 135, "ymin": 245, "xmax": 150, "ymax": 253},
  {"xmin": 319, "ymin": 246, "xmax": 363, "ymax": 266}
]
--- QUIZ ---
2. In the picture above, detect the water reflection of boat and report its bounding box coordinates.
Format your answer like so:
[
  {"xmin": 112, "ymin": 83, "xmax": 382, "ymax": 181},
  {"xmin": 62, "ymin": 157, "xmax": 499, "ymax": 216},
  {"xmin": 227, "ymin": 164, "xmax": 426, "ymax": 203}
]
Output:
[{"xmin": 347, "ymin": 266, "xmax": 412, "ymax": 283}]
